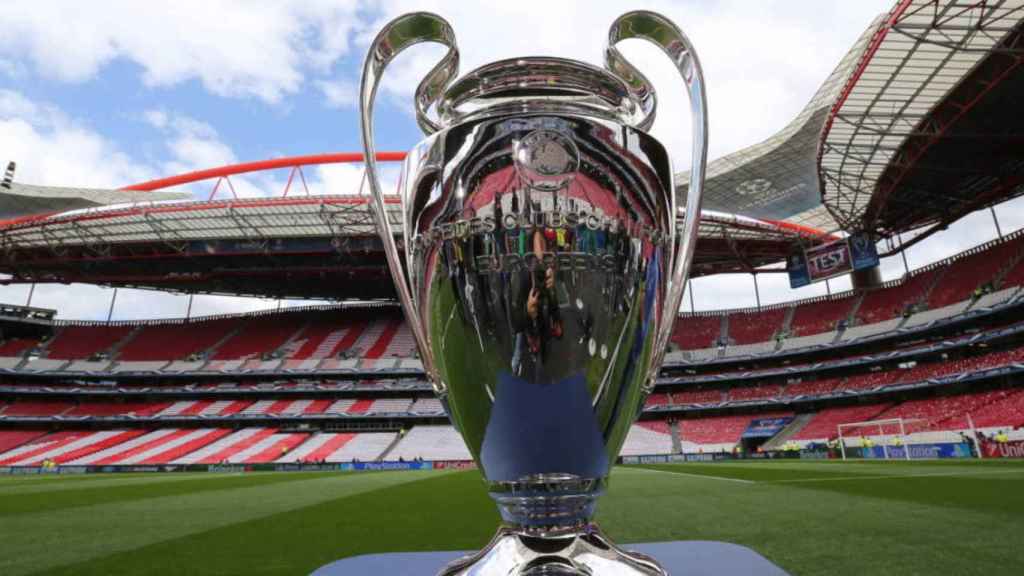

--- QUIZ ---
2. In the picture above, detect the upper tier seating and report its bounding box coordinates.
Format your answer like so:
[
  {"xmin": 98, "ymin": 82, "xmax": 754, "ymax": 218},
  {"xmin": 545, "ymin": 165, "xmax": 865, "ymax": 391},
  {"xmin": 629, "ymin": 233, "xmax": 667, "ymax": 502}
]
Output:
[
  {"xmin": 118, "ymin": 320, "xmax": 238, "ymax": 361},
  {"xmin": 211, "ymin": 315, "xmax": 306, "ymax": 360},
  {"xmin": 672, "ymin": 315, "xmax": 721, "ymax": 350},
  {"xmin": 2, "ymin": 401, "xmax": 72, "ymax": 416},
  {"xmin": 785, "ymin": 378, "xmax": 844, "ymax": 397},
  {"xmin": 927, "ymin": 237, "xmax": 1023, "ymax": 310},
  {"xmin": 64, "ymin": 401, "xmax": 171, "ymax": 417},
  {"xmin": 855, "ymin": 269, "xmax": 940, "ymax": 325},
  {"xmin": 672, "ymin": 388, "xmax": 726, "ymax": 405},
  {"xmin": 728, "ymin": 384, "xmax": 781, "ymax": 402},
  {"xmin": 46, "ymin": 325, "xmax": 133, "ymax": 360},
  {"xmin": 788, "ymin": 296, "xmax": 856, "ymax": 337},
  {"xmin": 728, "ymin": 308, "xmax": 787, "ymax": 345},
  {"xmin": 999, "ymin": 256, "xmax": 1024, "ymax": 288},
  {"xmin": 0, "ymin": 337, "xmax": 40, "ymax": 357}
]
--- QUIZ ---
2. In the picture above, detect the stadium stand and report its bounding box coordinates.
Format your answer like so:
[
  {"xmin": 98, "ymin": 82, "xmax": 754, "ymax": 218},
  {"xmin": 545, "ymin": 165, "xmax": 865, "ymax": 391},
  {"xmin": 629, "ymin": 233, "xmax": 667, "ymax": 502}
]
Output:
[
  {"xmin": 1, "ymin": 234, "xmax": 1024, "ymax": 467},
  {"xmin": 678, "ymin": 412, "xmax": 792, "ymax": 446},
  {"xmin": 728, "ymin": 384, "xmax": 782, "ymax": 402},
  {"xmin": 788, "ymin": 295, "xmax": 856, "ymax": 337},
  {"xmin": 276, "ymin": 432, "xmax": 355, "ymax": 463},
  {"xmin": 410, "ymin": 397, "xmax": 443, "ymax": 413},
  {"xmin": 45, "ymin": 325, "xmax": 133, "ymax": 360},
  {"xmin": 0, "ymin": 337, "xmax": 39, "ymax": 357},
  {"xmin": 117, "ymin": 319, "xmax": 239, "ymax": 361},
  {"xmin": 621, "ymin": 422, "xmax": 674, "ymax": 456},
  {"xmin": 854, "ymin": 269, "xmax": 940, "ymax": 325},
  {"xmin": 790, "ymin": 404, "xmax": 893, "ymax": 441},
  {"xmin": 0, "ymin": 429, "xmax": 146, "ymax": 465},
  {"xmin": 0, "ymin": 430, "xmax": 45, "ymax": 453},
  {"xmin": 969, "ymin": 388, "xmax": 1024, "ymax": 429},
  {"xmin": 2, "ymin": 401, "xmax": 72, "ymax": 416},
  {"xmin": 671, "ymin": 388, "xmax": 726, "ymax": 405},
  {"xmin": 728, "ymin": 308, "xmax": 787, "ymax": 345},
  {"xmin": 389, "ymin": 426, "xmax": 471, "ymax": 461},
  {"xmin": 322, "ymin": 432, "xmax": 397, "ymax": 462},
  {"xmin": 926, "ymin": 238, "xmax": 1023, "ymax": 309},
  {"xmin": 671, "ymin": 314, "xmax": 720, "ymax": 349},
  {"xmin": 210, "ymin": 315, "xmax": 305, "ymax": 360}
]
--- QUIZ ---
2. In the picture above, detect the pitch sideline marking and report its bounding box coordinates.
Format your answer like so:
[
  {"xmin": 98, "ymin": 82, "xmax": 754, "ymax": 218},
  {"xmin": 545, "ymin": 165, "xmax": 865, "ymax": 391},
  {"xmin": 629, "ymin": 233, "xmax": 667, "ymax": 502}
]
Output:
[
  {"xmin": 764, "ymin": 468, "xmax": 1024, "ymax": 484},
  {"xmin": 624, "ymin": 466, "xmax": 756, "ymax": 484}
]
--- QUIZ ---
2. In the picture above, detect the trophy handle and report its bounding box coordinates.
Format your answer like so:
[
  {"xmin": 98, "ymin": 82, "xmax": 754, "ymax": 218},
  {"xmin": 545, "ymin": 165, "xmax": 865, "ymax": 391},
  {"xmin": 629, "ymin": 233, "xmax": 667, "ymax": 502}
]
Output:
[
  {"xmin": 606, "ymin": 11, "xmax": 709, "ymax": 384},
  {"xmin": 359, "ymin": 12, "xmax": 460, "ymax": 384}
]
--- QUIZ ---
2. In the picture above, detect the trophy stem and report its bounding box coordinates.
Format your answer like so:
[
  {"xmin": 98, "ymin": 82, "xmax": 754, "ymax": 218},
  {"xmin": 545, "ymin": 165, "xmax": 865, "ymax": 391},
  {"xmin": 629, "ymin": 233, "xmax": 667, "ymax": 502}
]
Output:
[
  {"xmin": 489, "ymin": 475, "xmax": 605, "ymax": 535},
  {"xmin": 437, "ymin": 524, "xmax": 668, "ymax": 576}
]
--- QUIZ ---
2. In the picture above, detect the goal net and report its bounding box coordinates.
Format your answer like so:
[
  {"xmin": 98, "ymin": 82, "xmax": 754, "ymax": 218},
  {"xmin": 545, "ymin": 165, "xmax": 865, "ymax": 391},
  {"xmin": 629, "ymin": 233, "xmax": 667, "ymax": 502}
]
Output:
[{"xmin": 836, "ymin": 418, "xmax": 930, "ymax": 460}]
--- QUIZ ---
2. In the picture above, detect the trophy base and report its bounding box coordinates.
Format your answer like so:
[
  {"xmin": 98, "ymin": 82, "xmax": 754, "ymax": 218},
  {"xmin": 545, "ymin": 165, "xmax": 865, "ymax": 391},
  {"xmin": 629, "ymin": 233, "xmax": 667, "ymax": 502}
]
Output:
[
  {"xmin": 438, "ymin": 524, "xmax": 665, "ymax": 575},
  {"xmin": 310, "ymin": 539, "xmax": 791, "ymax": 576}
]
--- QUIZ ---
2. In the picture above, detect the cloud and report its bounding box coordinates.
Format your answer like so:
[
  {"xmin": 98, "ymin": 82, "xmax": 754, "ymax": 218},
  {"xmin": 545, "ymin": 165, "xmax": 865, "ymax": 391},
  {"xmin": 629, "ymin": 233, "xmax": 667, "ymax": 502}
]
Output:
[
  {"xmin": 0, "ymin": 89, "xmax": 154, "ymax": 188},
  {"xmin": 317, "ymin": 79, "xmax": 358, "ymax": 109},
  {"xmin": 0, "ymin": 1, "xmax": 363, "ymax": 103},
  {"xmin": 359, "ymin": 0, "xmax": 893, "ymax": 164}
]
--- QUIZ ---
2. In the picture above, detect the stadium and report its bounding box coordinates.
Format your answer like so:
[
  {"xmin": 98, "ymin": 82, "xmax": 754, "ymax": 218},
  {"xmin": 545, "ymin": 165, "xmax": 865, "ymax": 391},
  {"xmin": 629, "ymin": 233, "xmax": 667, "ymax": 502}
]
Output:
[{"xmin": 1, "ymin": 1, "xmax": 1023, "ymax": 575}]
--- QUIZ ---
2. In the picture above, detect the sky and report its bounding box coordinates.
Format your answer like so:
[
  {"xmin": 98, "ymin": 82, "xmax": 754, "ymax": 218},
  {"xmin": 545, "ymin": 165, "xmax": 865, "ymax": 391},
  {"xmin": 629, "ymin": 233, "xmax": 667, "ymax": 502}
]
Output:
[{"xmin": 0, "ymin": 0, "xmax": 1019, "ymax": 320}]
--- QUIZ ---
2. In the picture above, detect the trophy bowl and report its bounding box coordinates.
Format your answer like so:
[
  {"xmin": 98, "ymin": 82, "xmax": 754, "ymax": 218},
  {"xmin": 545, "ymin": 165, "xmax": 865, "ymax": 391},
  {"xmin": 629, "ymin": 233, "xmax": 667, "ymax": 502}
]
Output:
[{"xmin": 359, "ymin": 11, "xmax": 707, "ymax": 575}]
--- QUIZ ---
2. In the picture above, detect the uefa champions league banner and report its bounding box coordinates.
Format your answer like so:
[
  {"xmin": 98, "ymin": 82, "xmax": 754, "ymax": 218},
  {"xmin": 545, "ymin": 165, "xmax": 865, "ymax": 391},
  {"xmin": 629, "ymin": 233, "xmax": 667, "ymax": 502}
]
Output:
[
  {"xmin": 788, "ymin": 233, "xmax": 880, "ymax": 288},
  {"xmin": 981, "ymin": 439, "xmax": 1024, "ymax": 458},
  {"xmin": 861, "ymin": 443, "xmax": 972, "ymax": 459}
]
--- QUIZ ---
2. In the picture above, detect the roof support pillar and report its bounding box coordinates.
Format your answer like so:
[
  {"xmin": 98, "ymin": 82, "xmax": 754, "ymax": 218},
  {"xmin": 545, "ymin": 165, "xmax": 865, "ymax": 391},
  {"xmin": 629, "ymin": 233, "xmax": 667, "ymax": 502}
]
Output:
[
  {"xmin": 991, "ymin": 206, "xmax": 1003, "ymax": 239},
  {"xmin": 899, "ymin": 233, "xmax": 910, "ymax": 276},
  {"xmin": 25, "ymin": 283, "xmax": 35, "ymax": 307},
  {"xmin": 851, "ymin": 264, "xmax": 882, "ymax": 290},
  {"xmin": 106, "ymin": 288, "xmax": 119, "ymax": 322},
  {"xmin": 752, "ymin": 274, "xmax": 762, "ymax": 309}
]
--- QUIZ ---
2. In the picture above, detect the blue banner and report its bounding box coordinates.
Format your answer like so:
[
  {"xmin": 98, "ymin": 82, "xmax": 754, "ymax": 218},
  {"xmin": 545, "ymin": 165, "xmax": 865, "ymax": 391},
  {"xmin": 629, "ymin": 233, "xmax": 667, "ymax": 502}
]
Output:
[
  {"xmin": 339, "ymin": 461, "xmax": 434, "ymax": 471},
  {"xmin": 743, "ymin": 417, "xmax": 793, "ymax": 438},
  {"xmin": 787, "ymin": 252, "xmax": 810, "ymax": 288},
  {"xmin": 860, "ymin": 443, "xmax": 972, "ymax": 459},
  {"xmin": 849, "ymin": 233, "xmax": 880, "ymax": 270}
]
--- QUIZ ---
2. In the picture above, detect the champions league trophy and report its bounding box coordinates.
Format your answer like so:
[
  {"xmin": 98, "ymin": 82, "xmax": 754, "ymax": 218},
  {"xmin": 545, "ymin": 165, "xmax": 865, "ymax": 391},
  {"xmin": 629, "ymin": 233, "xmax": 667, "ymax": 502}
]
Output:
[{"xmin": 360, "ymin": 11, "xmax": 707, "ymax": 575}]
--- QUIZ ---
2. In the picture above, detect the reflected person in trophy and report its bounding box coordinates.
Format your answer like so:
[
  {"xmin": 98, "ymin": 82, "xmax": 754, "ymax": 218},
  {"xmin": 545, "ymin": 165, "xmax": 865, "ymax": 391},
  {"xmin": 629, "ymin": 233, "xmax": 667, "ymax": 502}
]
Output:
[{"xmin": 361, "ymin": 10, "xmax": 707, "ymax": 575}]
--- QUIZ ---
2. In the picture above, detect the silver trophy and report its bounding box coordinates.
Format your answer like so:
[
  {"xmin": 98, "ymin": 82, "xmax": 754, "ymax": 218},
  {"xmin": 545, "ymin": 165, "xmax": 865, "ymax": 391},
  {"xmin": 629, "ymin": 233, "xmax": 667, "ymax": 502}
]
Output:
[{"xmin": 360, "ymin": 11, "xmax": 707, "ymax": 575}]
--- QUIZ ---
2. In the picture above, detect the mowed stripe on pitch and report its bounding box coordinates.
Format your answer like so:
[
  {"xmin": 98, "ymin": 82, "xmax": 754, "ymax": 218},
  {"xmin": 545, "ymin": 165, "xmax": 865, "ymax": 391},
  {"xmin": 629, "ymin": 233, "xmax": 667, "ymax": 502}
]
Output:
[{"xmin": 0, "ymin": 470, "xmax": 444, "ymax": 576}]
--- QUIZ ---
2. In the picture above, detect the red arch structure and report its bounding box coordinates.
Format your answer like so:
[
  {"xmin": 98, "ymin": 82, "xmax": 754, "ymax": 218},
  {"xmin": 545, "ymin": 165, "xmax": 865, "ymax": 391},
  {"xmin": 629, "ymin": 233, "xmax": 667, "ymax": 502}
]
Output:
[{"xmin": 121, "ymin": 152, "xmax": 408, "ymax": 192}]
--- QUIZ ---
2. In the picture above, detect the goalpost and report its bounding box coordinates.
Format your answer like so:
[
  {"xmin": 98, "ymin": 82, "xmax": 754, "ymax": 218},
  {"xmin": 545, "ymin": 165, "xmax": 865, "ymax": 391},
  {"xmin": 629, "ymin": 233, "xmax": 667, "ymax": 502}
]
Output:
[{"xmin": 836, "ymin": 418, "xmax": 927, "ymax": 460}]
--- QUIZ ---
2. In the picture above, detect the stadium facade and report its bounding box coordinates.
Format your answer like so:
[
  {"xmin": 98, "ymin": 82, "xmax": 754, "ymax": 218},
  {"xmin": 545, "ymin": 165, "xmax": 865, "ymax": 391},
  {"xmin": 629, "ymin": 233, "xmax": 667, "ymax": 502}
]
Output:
[{"xmin": 1, "ymin": 0, "xmax": 1024, "ymax": 468}]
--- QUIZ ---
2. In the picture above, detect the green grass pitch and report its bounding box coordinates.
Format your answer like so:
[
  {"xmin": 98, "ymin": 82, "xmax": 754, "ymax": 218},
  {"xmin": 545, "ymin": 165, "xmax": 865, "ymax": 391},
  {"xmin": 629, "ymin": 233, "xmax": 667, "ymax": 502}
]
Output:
[{"xmin": 2, "ymin": 460, "xmax": 1023, "ymax": 575}]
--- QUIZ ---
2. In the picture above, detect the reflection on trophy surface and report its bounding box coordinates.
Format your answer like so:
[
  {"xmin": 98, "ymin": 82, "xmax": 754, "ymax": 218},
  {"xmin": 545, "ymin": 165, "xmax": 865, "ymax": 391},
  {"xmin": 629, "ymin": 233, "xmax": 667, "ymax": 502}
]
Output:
[{"xmin": 361, "ymin": 10, "xmax": 707, "ymax": 575}]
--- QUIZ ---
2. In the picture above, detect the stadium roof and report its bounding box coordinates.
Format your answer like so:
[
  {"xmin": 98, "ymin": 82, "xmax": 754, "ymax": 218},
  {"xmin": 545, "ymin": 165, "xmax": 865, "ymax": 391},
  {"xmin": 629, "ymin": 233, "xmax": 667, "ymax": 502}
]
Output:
[
  {"xmin": 3, "ymin": 0, "xmax": 1021, "ymax": 299},
  {"xmin": 675, "ymin": 12, "xmax": 883, "ymax": 234},
  {"xmin": 819, "ymin": 0, "xmax": 1024, "ymax": 236},
  {"xmin": 0, "ymin": 188, "xmax": 828, "ymax": 299},
  {"xmin": 0, "ymin": 181, "xmax": 188, "ymax": 223}
]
